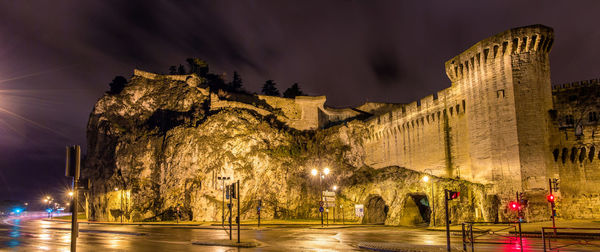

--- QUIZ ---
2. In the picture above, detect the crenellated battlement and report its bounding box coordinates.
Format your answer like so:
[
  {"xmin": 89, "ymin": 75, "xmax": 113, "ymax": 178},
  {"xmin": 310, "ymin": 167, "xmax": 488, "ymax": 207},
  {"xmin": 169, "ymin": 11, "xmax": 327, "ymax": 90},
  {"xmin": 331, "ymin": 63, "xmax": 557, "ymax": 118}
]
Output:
[
  {"xmin": 552, "ymin": 78, "xmax": 600, "ymax": 92},
  {"xmin": 445, "ymin": 24, "xmax": 554, "ymax": 83}
]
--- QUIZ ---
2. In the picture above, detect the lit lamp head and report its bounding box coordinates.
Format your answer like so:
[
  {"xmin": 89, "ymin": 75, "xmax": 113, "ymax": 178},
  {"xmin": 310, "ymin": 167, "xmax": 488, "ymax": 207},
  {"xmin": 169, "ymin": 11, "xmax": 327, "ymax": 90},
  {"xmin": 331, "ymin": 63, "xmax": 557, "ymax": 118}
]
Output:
[
  {"xmin": 114, "ymin": 187, "xmax": 119, "ymax": 191},
  {"xmin": 68, "ymin": 191, "xmax": 74, "ymax": 197},
  {"xmin": 311, "ymin": 169, "xmax": 318, "ymax": 176},
  {"xmin": 422, "ymin": 175, "xmax": 430, "ymax": 182},
  {"xmin": 323, "ymin": 167, "xmax": 330, "ymax": 175},
  {"xmin": 332, "ymin": 185, "xmax": 338, "ymax": 191}
]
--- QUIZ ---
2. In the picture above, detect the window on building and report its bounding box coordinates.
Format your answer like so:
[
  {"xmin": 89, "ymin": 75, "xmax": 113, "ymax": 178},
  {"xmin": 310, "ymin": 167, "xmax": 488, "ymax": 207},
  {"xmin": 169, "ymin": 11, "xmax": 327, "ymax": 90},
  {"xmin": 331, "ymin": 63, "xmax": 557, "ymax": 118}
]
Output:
[
  {"xmin": 589, "ymin": 146, "xmax": 595, "ymax": 162},
  {"xmin": 565, "ymin": 115, "xmax": 574, "ymax": 125},
  {"xmin": 570, "ymin": 147, "xmax": 577, "ymax": 163},
  {"xmin": 553, "ymin": 149, "xmax": 559, "ymax": 162},
  {"xmin": 497, "ymin": 89, "xmax": 505, "ymax": 98},
  {"xmin": 589, "ymin": 112, "xmax": 598, "ymax": 122}
]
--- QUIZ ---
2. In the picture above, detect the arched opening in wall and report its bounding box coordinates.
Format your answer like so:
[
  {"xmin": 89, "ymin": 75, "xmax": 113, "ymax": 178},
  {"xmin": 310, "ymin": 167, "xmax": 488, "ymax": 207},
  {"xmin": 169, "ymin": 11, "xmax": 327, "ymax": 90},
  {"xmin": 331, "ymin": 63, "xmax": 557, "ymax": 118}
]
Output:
[
  {"xmin": 579, "ymin": 147, "xmax": 586, "ymax": 163},
  {"xmin": 398, "ymin": 193, "xmax": 431, "ymax": 226},
  {"xmin": 562, "ymin": 148, "xmax": 568, "ymax": 163},
  {"xmin": 553, "ymin": 149, "xmax": 559, "ymax": 162},
  {"xmin": 363, "ymin": 195, "xmax": 388, "ymax": 224},
  {"xmin": 571, "ymin": 147, "xmax": 577, "ymax": 163},
  {"xmin": 591, "ymin": 146, "xmax": 596, "ymax": 162}
]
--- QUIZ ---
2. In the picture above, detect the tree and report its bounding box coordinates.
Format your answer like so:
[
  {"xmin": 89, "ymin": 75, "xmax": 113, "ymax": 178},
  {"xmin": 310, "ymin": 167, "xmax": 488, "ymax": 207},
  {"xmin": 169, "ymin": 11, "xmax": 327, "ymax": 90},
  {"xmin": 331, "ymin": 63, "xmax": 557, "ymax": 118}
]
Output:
[
  {"xmin": 261, "ymin": 80, "xmax": 280, "ymax": 96},
  {"xmin": 283, "ymin": 83, "xmax": 306, "ymax": 98},
  {"xmin": 108, "ymin": 76, "xmax": 127, "ymax": 94},
  {"xmin": 177, "ymin": 65, "xmax": 186, "ymax": 75},
  {"xmin": 186, "ymin": 58, "xmax": 209, "ymax": 76},
  {"xmin": 168, "ymin": 66, "xmax": 177, "ymax": 74},
  {"xmin": 229, "ymin": 71, "xmax": 243, "ymax": 91}
]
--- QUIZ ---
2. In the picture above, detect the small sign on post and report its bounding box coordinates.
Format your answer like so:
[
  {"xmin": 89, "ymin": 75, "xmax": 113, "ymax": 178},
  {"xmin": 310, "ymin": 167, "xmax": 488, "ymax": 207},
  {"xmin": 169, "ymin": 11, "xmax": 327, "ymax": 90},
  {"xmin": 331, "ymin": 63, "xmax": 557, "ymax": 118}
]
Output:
[{"xmin": 355, "ymin": 204, "xmax": 364, "ymax": 217}]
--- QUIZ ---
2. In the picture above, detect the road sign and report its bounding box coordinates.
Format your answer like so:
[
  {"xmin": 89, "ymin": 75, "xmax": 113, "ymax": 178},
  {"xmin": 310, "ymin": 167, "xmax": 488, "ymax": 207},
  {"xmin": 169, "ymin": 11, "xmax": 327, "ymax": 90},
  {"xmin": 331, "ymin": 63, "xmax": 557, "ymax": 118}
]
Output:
[
  {"xmin": 322, "ymin": 197, "xmax": 336, "ymax": 202},
  {"xmin": 325, "ymin": 202, "xmax": 336, "ymax": 208},
  {"xmin": 322, "ymin": 191, "xmax": 336, "ymax": 197},
  {"xmin": 319, "ymin": 207, "xmax": 324, "ymax": 213},
  {"xmin": 355, "ymin": 204, "xmax": 364, "ymax": 217},
  {"xmin": 319, "ymin": 201, "xmax": 324, "ymax": 207}
]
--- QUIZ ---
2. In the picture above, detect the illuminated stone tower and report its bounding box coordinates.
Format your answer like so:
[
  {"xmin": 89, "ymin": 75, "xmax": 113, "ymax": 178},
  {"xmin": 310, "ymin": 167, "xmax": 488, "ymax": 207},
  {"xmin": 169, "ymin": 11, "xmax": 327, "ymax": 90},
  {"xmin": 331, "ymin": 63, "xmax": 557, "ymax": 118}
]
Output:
[{"xmin": 445, "ymin": 25, "xmax": 554, "ymax": 218}]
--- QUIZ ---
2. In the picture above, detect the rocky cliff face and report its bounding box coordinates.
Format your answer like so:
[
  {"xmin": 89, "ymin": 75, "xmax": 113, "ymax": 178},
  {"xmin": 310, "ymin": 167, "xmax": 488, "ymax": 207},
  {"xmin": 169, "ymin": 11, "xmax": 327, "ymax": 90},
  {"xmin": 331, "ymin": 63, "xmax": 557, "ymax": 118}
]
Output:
[{"xmin": 84, "ymin": 72, "xmax": 495, "ymax": 225}]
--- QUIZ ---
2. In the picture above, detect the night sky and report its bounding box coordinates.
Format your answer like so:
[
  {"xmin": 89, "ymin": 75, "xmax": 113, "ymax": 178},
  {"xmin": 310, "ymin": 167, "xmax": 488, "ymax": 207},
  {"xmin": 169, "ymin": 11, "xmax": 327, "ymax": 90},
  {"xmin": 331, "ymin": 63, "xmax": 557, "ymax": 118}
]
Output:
[{"xmin": 0, "ymin": 1, "xmax": 599, "ymax": 203}]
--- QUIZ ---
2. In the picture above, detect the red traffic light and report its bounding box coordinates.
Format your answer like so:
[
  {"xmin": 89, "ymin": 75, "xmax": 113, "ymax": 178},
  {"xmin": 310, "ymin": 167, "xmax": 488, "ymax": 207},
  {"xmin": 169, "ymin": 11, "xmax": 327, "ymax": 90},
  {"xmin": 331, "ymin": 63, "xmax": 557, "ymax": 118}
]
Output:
[
  {"xmin": 446, "ymin": 191, "xmax": 460, "ymax": 200},
  {"xmin": 547, "ymin": 194, "xmax": 555, "ymax": 202},
  {"xmin": 509, "ymin": 201, "xmax": 520, "ymax": 211}
]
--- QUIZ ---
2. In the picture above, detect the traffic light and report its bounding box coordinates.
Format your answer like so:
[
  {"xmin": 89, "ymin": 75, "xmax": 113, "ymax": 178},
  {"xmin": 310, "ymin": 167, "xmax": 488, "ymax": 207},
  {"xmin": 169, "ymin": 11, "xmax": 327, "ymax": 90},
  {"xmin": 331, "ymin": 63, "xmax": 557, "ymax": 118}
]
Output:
[
  {"xmin": 230, "ymin": 183, "xmax": 237, "ymax": 199},
  {"xmin": 547, "ymin": 194, "xmax": 555, "ymax": 203},
  {"xmin": 508, "ymin": 201, "xmax": 520, "ymax": 211},
  {"xmin": 447, "ymin": 191, "xmax": 460, "ymax": 200}
]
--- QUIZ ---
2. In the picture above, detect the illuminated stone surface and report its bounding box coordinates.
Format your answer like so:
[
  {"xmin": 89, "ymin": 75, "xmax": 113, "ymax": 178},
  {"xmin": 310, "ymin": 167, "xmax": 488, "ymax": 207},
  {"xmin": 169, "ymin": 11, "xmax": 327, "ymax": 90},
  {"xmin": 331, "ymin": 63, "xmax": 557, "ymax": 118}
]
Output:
[{"xmin": 83, "ymin": 24, "xmax": 598, "ymax": 224}]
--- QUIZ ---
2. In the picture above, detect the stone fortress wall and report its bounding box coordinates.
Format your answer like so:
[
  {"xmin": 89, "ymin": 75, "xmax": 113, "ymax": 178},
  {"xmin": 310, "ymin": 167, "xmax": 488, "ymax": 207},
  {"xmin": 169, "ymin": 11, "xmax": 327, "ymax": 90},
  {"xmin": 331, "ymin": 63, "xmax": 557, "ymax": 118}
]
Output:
[
  {"xmin": 549, "ymin": 78, "xmax": 600, "ymax": 218},
  {"xmin": 362, "ymin": 25, "xmax": 554, "ymax": 210}
]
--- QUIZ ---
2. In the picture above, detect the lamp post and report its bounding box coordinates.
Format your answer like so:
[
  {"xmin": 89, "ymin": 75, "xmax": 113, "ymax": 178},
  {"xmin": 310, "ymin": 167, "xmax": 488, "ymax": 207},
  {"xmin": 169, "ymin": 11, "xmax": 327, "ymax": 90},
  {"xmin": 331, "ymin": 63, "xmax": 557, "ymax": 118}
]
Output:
[
  {"xmin": 311, "ymin": 167, "xmax": 330, "ymax": 227},
  {"xmin": 423, "ymin": 169, "xmax": 435, "ymax": 226}
]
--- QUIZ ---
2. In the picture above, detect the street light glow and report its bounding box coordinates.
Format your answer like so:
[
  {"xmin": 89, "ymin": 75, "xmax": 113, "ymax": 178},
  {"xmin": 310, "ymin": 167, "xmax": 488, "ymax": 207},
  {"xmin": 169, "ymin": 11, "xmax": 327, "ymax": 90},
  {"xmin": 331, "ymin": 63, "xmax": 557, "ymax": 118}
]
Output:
[
  {"xmin": 422, "ymin": 175, "xmax": 430, "ymax": 182},
  {"xmin": 323, "ymin": 167, "xmax": 330, "ymax": 175},
  {"xmin": 68, "ymin": 191, "xmax": 74, "ymax": 197},
  {"xmin": 114, "ymin": 187, "xmax": 119, "ymax": 191},
  {"xmin": 311, "ymin": 169, "xmax": 318, "ymax": 176},
  {"xmin": 332, "ymin": 185, "xmax": 337, "ymax": 191}
]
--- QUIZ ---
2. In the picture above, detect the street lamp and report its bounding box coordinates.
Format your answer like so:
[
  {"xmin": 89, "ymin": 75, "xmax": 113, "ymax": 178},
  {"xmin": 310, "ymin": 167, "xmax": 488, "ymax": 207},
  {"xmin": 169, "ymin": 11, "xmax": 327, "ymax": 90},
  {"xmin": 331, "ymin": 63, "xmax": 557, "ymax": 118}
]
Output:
[
  {"xmin": 311, "ymin": 167, "xmax": 331, "ymax": 227},
  {"xmin": 423, "ymin": 169, "xmax": 435, "ymax": 226}
]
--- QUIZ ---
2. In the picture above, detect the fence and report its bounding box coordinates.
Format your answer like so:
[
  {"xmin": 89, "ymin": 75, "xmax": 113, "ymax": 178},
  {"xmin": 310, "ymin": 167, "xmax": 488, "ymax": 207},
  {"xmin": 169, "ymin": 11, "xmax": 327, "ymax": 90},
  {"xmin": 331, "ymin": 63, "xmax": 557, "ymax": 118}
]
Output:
[
  {"xmin": 462, "ymin": 221, "xmax": 523, "ymax": 252},
  {"xmin": 541, "ymin": 227, "xmax": 600, "ymax": 251}
]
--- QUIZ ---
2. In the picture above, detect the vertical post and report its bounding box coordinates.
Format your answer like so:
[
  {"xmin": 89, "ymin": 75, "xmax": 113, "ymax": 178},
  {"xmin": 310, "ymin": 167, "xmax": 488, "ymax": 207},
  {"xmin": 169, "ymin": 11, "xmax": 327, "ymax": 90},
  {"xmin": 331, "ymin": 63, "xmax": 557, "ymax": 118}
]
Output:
[
  {"xmin": 518, "ymin": 221, "xmax": 523, "ymax": 252},
  {"xmin": 431, "ymin": 182, "xmax": 436, "ymax": 226},
  {"xmin": 120, "ymin": 189, "xmax": 123, "ymax": 224},
  {"xmin": 326, "ymin": 210, "xmax": 329, "ymax": 226},
  {"xmin": 222, "ymin": 178, "xmax": 225, "ymax": 226},
  {"xmin": 462, "ymin": 223, "xmax": 466, "ymax": 251},
  {"xmin": 320, "ymin": 176, "xmax": 323, "ymax": 228},
  {"xmin": 469, "ymin": 224, "xmax": 474, "ymax": 252},
  {"xmin": 229, "ymin": 184, "xmax": 232, "ymax": 241},
  {"xmin": 444, "ymin": 189, "xmax": 451, "ymax": 252},
  {"xmin": 67, "ymin": 145, "xmax": 81, "ymax": 252},
  {"xmin": 237, "ymin": 180, "xmax": 240, "ymax": 244},
  {"xmin": 333, "ymin": 204, "xmax": 336, "ymax": 224},
  {"xmin": 549, "ymin": 179, "xmax": 556, "ymax": 235},
  {"xmin": 542, "ymin": 228, "xmax": 546, "ymax": 252}
]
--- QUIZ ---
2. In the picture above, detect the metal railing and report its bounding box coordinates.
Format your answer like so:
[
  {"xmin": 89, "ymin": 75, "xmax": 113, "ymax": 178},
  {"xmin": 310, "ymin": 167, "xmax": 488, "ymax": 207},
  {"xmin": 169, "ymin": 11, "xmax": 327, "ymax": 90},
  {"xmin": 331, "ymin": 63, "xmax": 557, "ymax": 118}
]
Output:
[
  {"xmin": 542, "ymin": 227, "xmax": 600, "ymax": 251},
  {"xmin": 462, "ymin": 221, "xmax": 523, "ymax": 252}
]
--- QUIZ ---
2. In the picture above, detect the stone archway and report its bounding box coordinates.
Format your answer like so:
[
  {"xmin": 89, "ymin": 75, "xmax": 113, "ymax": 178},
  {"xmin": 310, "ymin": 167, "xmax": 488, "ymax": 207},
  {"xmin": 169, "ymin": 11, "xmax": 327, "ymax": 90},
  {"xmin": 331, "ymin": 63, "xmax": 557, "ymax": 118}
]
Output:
[
  {"xmin": 399, "ymin": 193, "xmax": 431, "ymax": 226},
  {"xmin": 363, "ymin": 195, "xmax": 388, "ymax": 224}
]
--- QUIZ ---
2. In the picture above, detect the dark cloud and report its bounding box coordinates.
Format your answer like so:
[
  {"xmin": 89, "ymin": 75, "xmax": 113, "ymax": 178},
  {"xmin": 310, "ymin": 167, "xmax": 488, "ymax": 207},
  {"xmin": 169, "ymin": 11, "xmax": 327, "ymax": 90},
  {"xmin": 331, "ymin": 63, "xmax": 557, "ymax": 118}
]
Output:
[{"xmin": 0, "ymin": 0, "xmax": 600, "ymax": 201}]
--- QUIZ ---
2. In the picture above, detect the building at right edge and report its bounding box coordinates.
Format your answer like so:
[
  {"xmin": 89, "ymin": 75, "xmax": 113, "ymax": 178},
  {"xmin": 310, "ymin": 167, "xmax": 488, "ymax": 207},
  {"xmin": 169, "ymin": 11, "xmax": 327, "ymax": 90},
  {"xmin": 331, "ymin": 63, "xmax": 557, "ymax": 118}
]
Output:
[{"xmin": 361, "ymin": 24, "xmax": 600, "ymax": 221}]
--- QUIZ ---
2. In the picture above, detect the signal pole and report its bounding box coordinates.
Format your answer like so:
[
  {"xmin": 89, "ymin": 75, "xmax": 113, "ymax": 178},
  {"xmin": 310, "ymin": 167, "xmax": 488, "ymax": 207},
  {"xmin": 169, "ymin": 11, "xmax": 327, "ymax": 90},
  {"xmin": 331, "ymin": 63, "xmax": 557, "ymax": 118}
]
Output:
[
  {"xmin": 444, "ymin": 189, "xmax": 451, "ymax": 252},
  {"xmin": 66, "ymin": 145, "xmax": 81, "ymax": 252}
]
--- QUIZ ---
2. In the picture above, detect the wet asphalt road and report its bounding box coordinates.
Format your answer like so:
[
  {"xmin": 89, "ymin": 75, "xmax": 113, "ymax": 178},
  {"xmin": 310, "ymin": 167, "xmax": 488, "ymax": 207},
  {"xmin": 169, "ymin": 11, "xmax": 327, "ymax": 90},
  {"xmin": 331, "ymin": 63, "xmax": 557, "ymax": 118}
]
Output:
[{"xmin": 1, "ymin": 212, "xmax": 598, "ymax": 251}]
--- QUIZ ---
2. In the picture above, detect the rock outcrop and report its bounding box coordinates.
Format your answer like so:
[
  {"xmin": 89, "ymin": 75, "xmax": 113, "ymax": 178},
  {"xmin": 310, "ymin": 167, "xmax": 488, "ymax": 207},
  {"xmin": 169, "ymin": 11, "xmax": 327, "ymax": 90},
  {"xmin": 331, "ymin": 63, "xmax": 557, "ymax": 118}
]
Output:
[{"xmin": 83, "ymin": 70, "xmax": 495, "ymax": 225}]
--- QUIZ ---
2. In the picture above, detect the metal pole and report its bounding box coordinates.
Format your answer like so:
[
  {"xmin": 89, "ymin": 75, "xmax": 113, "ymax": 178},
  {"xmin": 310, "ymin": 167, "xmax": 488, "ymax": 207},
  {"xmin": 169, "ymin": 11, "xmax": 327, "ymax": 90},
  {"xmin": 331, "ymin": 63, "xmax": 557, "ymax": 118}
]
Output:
[
  {"xmin": 470, "ymin": 224, "xmax": 474, "ymax": 252},
  {"xmin": 320, "ymin": 175, "xmax": 323, "ymax": 228},
  {"xmin": 120, "ymin": 189, "xmax": 123, "ymax": 224},
  {"xmin": 71, "ymin": 179, "xmax": 78, "ymax": 252},
  {"xmin": 444, "ymin": 189, "xmax": 451, "ymax": 252},
  {"xmin": 237, "ymin": 180, "xmax": 240, "ymax": 243},
  {"xmin": 222, "ymin": 178, "xmax": 225, "ymax": 226},
  {"xmin": 342, "ymin": 205, "xmax": 344, "ymax": 225},
  {"xmin": 432, "ymin": 181, "xmax": 435, "ymax": 226},
  {"xmin": 518, "ymin": 221, "xmax": 523, "ymax": 252},
  {"xmin": 549, "ymin": 179, "xmax": 556, "ymax": 235},
  {"xmin": 542, "ymin": 228, "xmax": 546, "ymax": 252},
  {"xmin": 229, "ymin": 184, "xmax": 232, "ymax": 240},
  {"xmin": 462, "ymin": 223, "xmax": 466, "ymax": 251}
]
